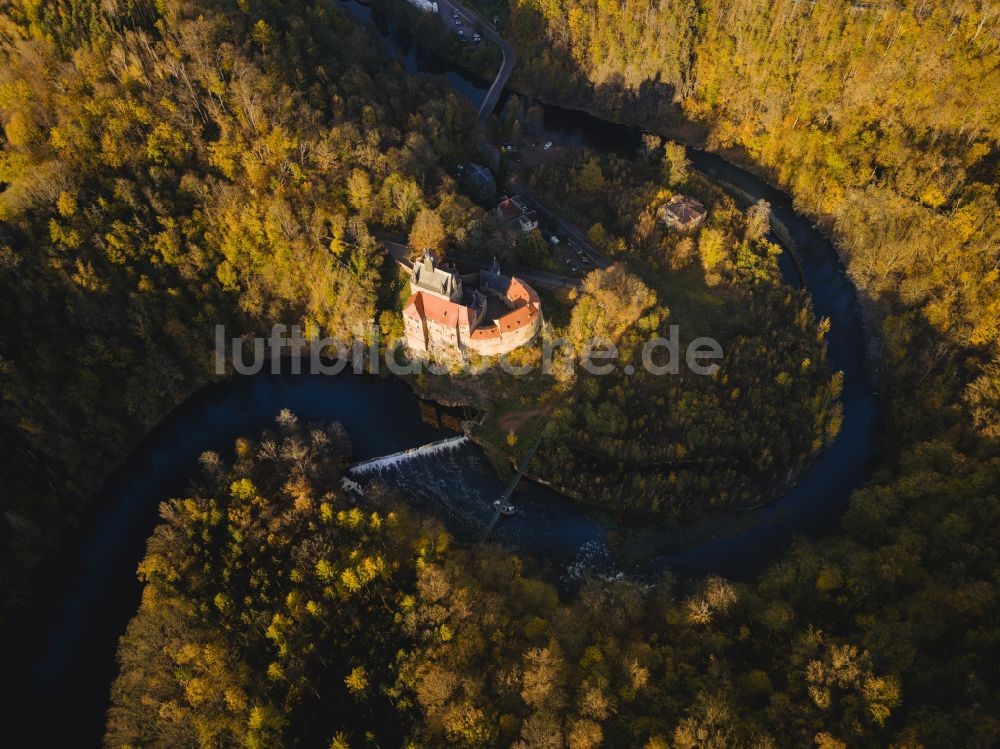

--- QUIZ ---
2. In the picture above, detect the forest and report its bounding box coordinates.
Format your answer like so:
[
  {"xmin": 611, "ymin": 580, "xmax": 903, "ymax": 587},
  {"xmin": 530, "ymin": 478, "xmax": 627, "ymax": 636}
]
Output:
[
  {"xmin": 503, "ymin": 0, "xmax": 1000, "ymax": 447},
  {"xmin": 0, "ymin": 0, "xmax": 480, "ymax": 628},
  {"xmin": 525, "ymin": 147, "xmax": 843, "ymax": 516},
  {"xmin": 108, "ymin": 412, "xmax": 996, "ymax": 749},
  {"xmin": 1, "ymin": 0, "xmax": 999, "ymax": 747}
]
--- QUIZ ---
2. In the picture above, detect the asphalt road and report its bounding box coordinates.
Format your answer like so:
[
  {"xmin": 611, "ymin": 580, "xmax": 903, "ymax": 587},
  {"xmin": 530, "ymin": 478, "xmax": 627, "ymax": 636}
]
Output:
[
  {"xmin": 509, "ymin": 179, "xmax": 612, "ymax": 270},
  {"xmin": 435, "ymin": 0, "xmax": 515, "ymax": 121},
  {"xmin": 430, "ymin": 4, "xmax": 603, "ymax": 271}
]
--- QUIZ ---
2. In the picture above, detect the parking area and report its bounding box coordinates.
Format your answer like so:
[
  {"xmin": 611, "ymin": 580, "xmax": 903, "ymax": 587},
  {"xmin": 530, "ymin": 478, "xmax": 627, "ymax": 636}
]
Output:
[
  {"xmin": 514, "ymin": 139, "xmax": 562, "ymax": 170},
  {"xmin": 543, "ymin": 231, "xmax": 593, "ymax": 277},
  {"xmin": 440, "ymin": 4, "xmax": 484, "ymax": 44}
]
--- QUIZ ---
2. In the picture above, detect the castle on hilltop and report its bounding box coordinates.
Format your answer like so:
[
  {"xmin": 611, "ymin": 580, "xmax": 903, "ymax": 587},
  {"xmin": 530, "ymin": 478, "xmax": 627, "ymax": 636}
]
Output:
[{"xmin": 402, "ymin": 253, "xmax": 542, "ymax": 358}]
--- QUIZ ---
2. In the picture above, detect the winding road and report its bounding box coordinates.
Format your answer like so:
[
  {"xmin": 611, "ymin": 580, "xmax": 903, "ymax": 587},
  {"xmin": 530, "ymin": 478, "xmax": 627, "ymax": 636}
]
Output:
[
  {"xmin": 509, "ymin": 179, "xmax": 612, "ymax": 269},
  {"xmin": 435, "ymin": 0, "xmax": 515, "ymax": 121},
  {"xmin": 10, "ymin": 6, "xmax": 880, "ymax": 745}
]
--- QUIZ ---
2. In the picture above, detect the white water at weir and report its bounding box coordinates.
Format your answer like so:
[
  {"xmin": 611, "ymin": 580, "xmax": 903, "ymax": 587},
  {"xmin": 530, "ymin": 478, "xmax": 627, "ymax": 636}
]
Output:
[
  {"xmin": 347, "ymin": 435, "xmax": 471, "ymax": 475},
  {"xmin": 340, "ymin": 476, "xmax": 364, "ymax": 495},
  {"xmin": 344, "ymin": 433, "xmax": 617, "ymax": 585}
]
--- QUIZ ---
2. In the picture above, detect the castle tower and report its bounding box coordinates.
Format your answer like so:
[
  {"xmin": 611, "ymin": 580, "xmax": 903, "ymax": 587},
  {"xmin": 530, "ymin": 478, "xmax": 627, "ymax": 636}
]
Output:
[{"xmin": 411, "ymin": 251, "xmax": 462, "ymax": 302}]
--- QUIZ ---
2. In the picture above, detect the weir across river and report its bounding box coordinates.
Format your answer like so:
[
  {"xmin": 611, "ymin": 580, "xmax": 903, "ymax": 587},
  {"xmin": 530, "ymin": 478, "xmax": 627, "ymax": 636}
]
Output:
[
  {"xmin": 347, "ymin": 435, "xmax": 469, "ymax": 475},
  {"xmin": 346, "ymin": 430, "xmax": 545, "ymax": 543}
]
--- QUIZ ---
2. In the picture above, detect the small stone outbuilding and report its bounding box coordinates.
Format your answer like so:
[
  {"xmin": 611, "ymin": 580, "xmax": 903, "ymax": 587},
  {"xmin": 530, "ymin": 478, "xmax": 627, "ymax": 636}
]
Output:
[{"xmin": 659, "ymin": 194, "xmax": 707, "ymax": 231}]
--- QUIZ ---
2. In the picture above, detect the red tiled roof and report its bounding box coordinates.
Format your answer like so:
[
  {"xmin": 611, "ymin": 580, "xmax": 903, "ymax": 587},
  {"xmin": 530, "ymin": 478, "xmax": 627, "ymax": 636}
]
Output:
[
  {"xmin": 497, "ymin": 198, "xmax": 521, "ymax": 220},
  {"xmin": 403, "ymin": 292, "xmax": 475, "ymax": 328},
  {"xmin": 491, "ymin": 277, "xmax": 540, "ymax": 334},
  {"xmin": 470, "ymin": 324, "xmax": 502, "ymax": 339},
  {"xmin": 402, "ymin": 293, "xmax": 423, "ymax": 320},
  {"xmin": 499, "ymin": 304, "xmax": 537, "ymax": 332},
  {"xmin": 405, "ymin": 278, "xmax": 540, "ymax": 340},
  {"xmin": 507, "ymin": 277, "xmax": 539, "ymax": 305}
]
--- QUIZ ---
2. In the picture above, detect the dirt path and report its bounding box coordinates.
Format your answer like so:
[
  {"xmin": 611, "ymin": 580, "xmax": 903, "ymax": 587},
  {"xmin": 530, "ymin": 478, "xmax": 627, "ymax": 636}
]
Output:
[{"xmin": 497, "ymin": 403, "xmax": 554, "ymax": 434}]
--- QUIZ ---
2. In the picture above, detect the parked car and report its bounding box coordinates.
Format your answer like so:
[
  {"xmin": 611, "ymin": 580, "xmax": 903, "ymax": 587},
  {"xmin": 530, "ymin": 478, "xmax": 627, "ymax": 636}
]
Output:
[
  {"xmin": 563, "ymin": 257, "xmax": 571, "ymax": 265},
  {"xmin": 548, "ymin": 234, "xmax": 560, "ymax": 245},
  {"xmin": 571, "ymin": 265, "xmax": 578, "ymax": 272},
  {"xmin": 473, "ymin": 32, "xmax": 481, "ymax": 42},
  {"xmin": 581, "ymin": 256, "xmax": 591, "ymax": 264},
  {"xmin": 543, "ymin": 141, "xmax": 553, "ymax": 150},
  {"xmin": 454, "ymin": 18, "xmax": 462, "ymax": 26},
  {"xmin": 575, "ymin": 249, "xmax": 584, "ymax": 257}
]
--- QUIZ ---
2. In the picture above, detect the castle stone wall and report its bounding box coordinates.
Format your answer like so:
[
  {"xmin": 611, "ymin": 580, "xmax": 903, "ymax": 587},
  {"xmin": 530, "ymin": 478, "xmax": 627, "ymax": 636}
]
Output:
[{"xmin": 465, "ymin": 313, "xmax": 542, "ymax": 356}]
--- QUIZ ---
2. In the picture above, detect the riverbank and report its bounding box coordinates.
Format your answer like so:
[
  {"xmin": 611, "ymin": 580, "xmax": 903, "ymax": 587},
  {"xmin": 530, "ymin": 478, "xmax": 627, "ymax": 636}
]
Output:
[
  {"xmin": 364, "ymin": 0, "xmax": 879, "ymax": 565},
  {"xmin": 10, "ymin": 7, "xmax": 880, "ymax": 744},
  {"xmin": 496, "ymin": 84, "xmax": 888, "ymax": 379}
]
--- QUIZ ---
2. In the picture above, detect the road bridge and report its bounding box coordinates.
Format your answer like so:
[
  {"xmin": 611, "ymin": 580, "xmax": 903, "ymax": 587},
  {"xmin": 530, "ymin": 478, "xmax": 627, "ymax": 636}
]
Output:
[{"xmin": 435, "ymin": 0, "xmax": 515, "ymax": 121}]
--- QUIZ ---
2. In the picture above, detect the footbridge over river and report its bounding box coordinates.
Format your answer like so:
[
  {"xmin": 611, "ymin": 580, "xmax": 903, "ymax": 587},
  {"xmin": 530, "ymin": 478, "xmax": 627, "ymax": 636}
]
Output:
[
  {"xmin": 480, "ymin": 433, "xmax": 544, "ymax": 542},
  {"xmin": 345, "ymin": 429, "xmax": 545, "ymax": 544}
]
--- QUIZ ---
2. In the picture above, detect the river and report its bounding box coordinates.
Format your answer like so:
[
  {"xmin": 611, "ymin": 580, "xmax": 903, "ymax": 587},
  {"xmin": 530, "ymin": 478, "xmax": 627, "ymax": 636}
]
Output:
[
  {"xmin": 338, "ymin": 0, "xmax": 878, "ymax": 574},
  {"xmin": 10, "ymin": 3, "xmax": 879, "ymax": 746}
]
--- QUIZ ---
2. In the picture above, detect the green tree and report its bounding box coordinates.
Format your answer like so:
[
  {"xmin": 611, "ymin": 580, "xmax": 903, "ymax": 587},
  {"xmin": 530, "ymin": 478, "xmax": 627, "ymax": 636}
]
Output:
[
  {"xmin": 663, "ymin": 141, "xmax": 689, "ymax": 185},
  {"xmin": 409, "ymin": 208, "xmax": 447, "ymax": 254}
]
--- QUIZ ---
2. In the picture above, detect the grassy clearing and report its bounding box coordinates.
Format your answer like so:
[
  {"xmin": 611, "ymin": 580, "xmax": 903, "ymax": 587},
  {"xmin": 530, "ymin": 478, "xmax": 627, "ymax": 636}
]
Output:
[
  {"xmin": 622, "ymin": 257, "xmax": 749, "ymax": 341},
  {"xmin": 474, "ymin": 397, "xmax": 548, "ymax": 454}
]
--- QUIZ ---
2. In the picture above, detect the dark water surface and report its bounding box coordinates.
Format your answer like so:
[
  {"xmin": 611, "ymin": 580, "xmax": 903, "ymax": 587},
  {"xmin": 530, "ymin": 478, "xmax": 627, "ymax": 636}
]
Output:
[
  {"xmin": 343, "ymin": 0, "xmax": 879, "ymax": 578},
  {"xmin": 10, "ymin": 3, "xmax": 879, "ymax": 745},
  {"xmin": 12, "ymin": 372, "xmax": 611, "ymax": 747},
  {"xmin": 341, "ymin": 0, "xmax": 491, "ymax": 108}
]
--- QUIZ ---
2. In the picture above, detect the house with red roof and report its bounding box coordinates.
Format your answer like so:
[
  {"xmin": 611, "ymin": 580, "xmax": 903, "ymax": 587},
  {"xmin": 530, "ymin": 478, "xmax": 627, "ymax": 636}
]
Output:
[{"xmin": 495, "ymin": 194, "xmax": 539, "ymax": 234}]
